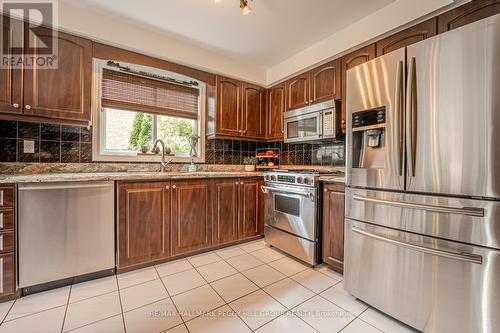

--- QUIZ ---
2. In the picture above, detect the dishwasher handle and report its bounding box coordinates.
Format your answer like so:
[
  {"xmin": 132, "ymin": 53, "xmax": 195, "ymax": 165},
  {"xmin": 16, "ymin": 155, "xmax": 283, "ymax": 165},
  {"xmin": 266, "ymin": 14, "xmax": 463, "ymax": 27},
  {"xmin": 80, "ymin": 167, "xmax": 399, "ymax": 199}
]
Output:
[{"xmin": 19, "ymin": 183, "xmax": 114, "ymax": 191}]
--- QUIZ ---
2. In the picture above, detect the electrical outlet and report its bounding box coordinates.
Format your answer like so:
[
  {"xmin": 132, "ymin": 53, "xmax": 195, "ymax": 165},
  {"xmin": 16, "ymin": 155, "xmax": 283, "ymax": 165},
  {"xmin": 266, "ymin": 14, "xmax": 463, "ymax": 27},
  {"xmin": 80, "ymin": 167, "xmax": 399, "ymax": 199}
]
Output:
[{"xmin": 23, "ymin": 140, "xmax": 35, "ymax": 154}]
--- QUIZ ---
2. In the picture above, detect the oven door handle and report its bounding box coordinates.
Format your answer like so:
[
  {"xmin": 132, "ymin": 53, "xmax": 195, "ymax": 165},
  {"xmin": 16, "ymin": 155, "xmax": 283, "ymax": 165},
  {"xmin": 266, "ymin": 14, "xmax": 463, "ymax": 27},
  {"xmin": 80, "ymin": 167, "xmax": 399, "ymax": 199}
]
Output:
[{"xmin": 260, "ymin": 185, "xmax": 315, "ymax": 201}]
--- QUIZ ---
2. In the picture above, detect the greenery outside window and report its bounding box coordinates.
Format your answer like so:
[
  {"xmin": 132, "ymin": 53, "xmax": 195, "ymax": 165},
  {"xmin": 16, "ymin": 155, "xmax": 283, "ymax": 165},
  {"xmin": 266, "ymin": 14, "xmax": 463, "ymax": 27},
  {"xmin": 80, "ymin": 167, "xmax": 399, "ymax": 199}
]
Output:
[{"xmin": 92, "ymin": 60, "xmax": 205, "ymax": 162}]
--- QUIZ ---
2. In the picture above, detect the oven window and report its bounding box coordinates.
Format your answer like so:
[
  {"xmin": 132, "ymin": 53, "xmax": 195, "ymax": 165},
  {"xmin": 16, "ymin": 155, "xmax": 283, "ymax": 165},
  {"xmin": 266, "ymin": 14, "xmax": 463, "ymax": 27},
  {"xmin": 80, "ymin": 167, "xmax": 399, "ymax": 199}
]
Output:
[
  {"xmin": 275, "ymin": 194, "xmax": 300, "ymax": 216},
  {"xmin": 287, "ymin": 116, "xmax": 318, "ymax": 139}
]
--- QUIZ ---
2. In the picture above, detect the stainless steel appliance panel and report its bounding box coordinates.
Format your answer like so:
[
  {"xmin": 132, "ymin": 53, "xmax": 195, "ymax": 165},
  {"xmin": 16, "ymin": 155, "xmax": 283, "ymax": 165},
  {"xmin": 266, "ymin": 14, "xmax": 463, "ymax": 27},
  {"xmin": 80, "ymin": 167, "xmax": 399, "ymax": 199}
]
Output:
[
  {"xmin": 264, "ymin": 225, "xmax": 315, "ymax": 265},
  {"xmin": 18, "ymin": 181, "xmax": 115, "ymax": 287},
  {"xmin": 346, "ymin": 48, "xmax": 406, "ymax": 191},
  {"xmin": 262, "ymin": 184, "xmax": 317, "ymax": 241},
  {"xmin": 405, "ymin": 15, "xmax": 500, "ymax": 198},
  {"xmin": 344, "ymin": 219, "xmax": 500, "ymax": 333},
  {"xmin": 346, "ymin": 187, "xmax": 499, "ymax": 249}
]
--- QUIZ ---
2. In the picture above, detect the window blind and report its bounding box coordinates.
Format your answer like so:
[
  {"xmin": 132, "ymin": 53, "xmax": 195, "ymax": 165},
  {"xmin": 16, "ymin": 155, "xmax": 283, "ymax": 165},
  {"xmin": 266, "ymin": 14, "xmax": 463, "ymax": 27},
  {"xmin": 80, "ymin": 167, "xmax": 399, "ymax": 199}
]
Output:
[{"xmin": 102, "ymin": 69, "xmax": 199, "ymax": 119}]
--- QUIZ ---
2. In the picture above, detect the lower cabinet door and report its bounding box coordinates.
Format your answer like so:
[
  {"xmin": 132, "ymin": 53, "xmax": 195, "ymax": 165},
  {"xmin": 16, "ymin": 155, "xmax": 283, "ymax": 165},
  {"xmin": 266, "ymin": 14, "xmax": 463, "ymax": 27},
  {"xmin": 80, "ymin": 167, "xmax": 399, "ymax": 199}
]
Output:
[
  {"xmin": 212, "ymin": 180, "xmax": 239, "ymax": 246},
  {"xmin": 0, "ymin": 253, "xmax": 15, "ymax": 298},
  {"xmin": 322, "ymin": 183, "xmax": 345, "ymax": 273},
  {"xmin": 171, "ymin": 180, "xmax": 212, "ymax": 255},
  {"xmin": 117, "ymin": 182, "xmax": 170, "ymax": 269},
  {"xmin": 238, "ymin": 179, "xmax": 264, "ymax": 240}
]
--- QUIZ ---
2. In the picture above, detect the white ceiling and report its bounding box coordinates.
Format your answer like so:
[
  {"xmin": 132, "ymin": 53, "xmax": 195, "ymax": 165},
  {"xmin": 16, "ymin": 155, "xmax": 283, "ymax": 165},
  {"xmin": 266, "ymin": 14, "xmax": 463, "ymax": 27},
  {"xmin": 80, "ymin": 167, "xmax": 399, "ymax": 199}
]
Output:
[{"xmin": 64, "ymin": 0, "xmax": 395, "ymax": 69}]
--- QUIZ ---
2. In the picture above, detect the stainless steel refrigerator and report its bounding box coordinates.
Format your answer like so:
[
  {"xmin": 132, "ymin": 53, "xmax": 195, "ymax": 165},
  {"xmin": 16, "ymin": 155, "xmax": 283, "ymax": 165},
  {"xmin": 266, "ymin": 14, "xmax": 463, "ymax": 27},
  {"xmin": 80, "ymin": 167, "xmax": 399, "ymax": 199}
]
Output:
[{"xmin": 344, "ymin": 14, "xmax": 500, "ymax": 332}]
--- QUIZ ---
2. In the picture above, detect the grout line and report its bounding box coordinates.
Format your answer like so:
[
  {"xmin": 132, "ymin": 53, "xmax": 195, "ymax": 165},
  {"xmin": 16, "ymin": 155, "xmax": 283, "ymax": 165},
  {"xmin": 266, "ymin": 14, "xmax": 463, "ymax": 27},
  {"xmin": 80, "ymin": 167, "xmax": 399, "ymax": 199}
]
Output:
[
  {"xmin": 0, "ymin": 299, "xmax": 16, "ymax": 325},
  {"xmin": 154, "ymin": 265, "xmax": 191, "ymax": 333},
  {"xmin": 116, "ymin": 280, "xmax": 128, "ymax": 333},
  {"xmin": 60, "ymin": 284, "xmax": 72, "ymax": 333}
]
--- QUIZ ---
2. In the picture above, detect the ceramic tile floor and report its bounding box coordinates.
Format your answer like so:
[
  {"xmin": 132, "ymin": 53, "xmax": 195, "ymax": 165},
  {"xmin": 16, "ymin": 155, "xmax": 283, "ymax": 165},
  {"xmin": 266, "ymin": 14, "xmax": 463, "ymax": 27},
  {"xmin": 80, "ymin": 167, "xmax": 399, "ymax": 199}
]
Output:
[{"xmin": 0, "ymin": 239, "xmax": 417, "ymax": 333}]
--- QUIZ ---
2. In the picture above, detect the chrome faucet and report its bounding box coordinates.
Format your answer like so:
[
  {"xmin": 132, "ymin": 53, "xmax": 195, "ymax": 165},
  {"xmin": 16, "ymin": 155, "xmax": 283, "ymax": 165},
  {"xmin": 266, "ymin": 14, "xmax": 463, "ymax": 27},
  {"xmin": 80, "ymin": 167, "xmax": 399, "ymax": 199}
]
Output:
[{"xmin": 151, "ymin": 139, "xmax": 173, "ymax": 172}]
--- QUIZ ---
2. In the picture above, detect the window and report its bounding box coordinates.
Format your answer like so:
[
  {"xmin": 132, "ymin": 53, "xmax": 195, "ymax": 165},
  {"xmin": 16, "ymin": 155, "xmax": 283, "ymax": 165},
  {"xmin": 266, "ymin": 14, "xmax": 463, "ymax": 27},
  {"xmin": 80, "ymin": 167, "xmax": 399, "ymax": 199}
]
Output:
[{"xmin": 92, "ymin": 60, "xmax": 205, "ymax": 162}]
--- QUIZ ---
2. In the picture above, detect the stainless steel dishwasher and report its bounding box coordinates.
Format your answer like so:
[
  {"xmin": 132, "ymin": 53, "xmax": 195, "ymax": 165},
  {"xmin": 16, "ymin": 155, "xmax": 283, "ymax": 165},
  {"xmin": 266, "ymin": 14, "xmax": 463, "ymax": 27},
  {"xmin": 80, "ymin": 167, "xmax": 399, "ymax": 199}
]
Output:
[{"xmin": 18, "ymin": 181, "xmax": 115, "ymax": 293}]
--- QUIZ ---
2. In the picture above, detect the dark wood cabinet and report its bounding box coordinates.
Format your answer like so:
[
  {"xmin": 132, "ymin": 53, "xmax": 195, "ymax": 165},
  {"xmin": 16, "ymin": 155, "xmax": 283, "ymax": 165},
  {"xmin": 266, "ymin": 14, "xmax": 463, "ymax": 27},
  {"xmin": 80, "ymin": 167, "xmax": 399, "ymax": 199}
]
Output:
[
  {"xmin": 376, "ymin": 18, "xmax": 437, "ymax": 56},
  {"xmin": 310, "ymin": 59, "xmax": 341, "ymax": 103},
  {"xmin": 23, "ymin": 27, "xmax": 92, "ymax": 123},
  {"xmin": 0, "ymin": 19, "xmax": 91, "ymax": 125},
  {"xmin": 0, "ymin": 184, "xmax": 18, "ymax": 302},
  {"xmin": 285, "ymin": 72, "xmax": 310, "ymax": 111},
  {"xmin": 322, "ymin": 183, "xmax": 345, "ymax": 273},
  {"xmin": 266, "ymin": 83, "xmax": 285, "ymax": 140},
  {"xmin": 340, "ymin": 43, "xmax": 376, "ymax": 132},
  {"xmin": 238, "ymin": 179, "xmax": 264, "ymax": 240},
  {"xmin": 437, "ymin": 0, "xmax": 500, "ymax": 33},
  {"xmin": 0, "ymin": 16, "xmax": 22, "ymax": 115},
  {"xmin": 117, "ymin": 182, "xmax": 170, "ymax": 269},
  {"xmin": 212, "ymin": 179, "xmax": 239, "ymax": 246},
  {"xmin": 216, "ymin": 75, "xmax": 242, "ymax": 137},
  {"xmin": 212, "ymin": 75, "xmax": 267, "ymax": 140},
  {"xmin": 170, "ymin": 180, "xmax": 212, "ymax": 255},
  {"xmin": 242, "ymin": 82, "xmax": 266, "ymax": 138}
]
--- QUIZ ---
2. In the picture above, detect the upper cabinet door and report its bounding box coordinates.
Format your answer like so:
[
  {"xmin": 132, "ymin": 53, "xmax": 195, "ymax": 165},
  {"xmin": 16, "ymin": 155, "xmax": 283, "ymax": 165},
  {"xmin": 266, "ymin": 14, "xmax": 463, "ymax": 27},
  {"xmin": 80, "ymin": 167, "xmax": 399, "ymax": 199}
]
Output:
[
  {"xmin": 0, "ymin": 16, "xmax": 22, "ymax": 114},
  {"xmin": 376, "ymin": 18, "xmax": 437, "ymax": 56},
  {"xmin": 267, "ymin": 83, "xmax": 285, "ymax": 140},
  {"xmin": 437, "ymin": 0, "xmax": 500, "ymax": 33},
  {"xmin": 242, "ymin": 82, "xmax": 266, "ymax": 138},
  {"xmin": 23, "ymin": 27, "xmax": 91, "ymax": 123},
  {"xmin": 341, "ymin": 43, "xmax": 376, "ymax": 132},
  {"xmin": 216, "ymin": 75, "xmax": 242, "ymax": 136},
  {"xmin": 310, "ymin": 59, "xmax": 341, "ymax": 103},
  {"xmin": 285, "ymin": 72, "xmax": 310, "ymax": 111},
  {"xmin": 170, "ymin": 180, "xmax": 212, "ymax": 256}
]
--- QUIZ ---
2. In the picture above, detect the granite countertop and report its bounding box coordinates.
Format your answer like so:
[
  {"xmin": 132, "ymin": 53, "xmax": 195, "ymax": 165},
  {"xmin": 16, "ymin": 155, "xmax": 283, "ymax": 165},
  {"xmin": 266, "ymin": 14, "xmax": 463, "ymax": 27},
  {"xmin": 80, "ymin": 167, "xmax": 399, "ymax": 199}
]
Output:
[
  {"xmin": 319, "ymin": 175, "xmax": 346, "ymax": 184},
  {"xmin": 0, "ymin": 171, "xmax": 264, "ymax": 184}
]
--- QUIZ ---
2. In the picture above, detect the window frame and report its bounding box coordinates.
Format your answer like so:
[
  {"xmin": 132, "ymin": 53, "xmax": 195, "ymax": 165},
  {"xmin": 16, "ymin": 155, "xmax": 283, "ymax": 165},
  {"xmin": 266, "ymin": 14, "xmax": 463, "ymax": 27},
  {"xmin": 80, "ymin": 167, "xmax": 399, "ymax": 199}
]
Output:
[{"xmin": 91, "ymin": 59, "xmax": 206, "ymax": 163}]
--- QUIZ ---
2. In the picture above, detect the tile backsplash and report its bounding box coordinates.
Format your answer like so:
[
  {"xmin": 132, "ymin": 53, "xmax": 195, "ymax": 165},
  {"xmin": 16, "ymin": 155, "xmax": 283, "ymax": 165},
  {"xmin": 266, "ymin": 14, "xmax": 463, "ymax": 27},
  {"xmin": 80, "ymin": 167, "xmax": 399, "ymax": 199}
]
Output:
[
  {"xmin": 0, "ymin": 120, "xmax": 345, "ymax": 166},
  {"xmin": 0, "ymin": 120, "xmax": 92, "ymax": 163}
]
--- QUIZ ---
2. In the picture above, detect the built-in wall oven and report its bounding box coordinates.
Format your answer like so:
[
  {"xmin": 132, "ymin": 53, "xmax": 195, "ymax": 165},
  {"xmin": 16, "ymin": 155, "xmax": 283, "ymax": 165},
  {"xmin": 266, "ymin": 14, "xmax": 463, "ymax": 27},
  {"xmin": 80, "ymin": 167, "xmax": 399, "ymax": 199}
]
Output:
[
  {"xmin": 283, "ymin": 100, "xmax": 337, "ymax": 143},
  {"xmin": 261, "ymin": 171, "xmax": 320, "ymax": 265}
]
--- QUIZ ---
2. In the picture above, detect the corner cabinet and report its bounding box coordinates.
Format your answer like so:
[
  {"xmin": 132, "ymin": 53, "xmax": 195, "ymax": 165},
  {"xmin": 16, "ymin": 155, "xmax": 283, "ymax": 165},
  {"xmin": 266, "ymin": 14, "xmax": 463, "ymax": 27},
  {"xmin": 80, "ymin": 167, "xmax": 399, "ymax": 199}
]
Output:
[
  {"xmin": 266, "ymin": 83, "xmax": 285, "ymax": 140},
  {"xmin": 322, "ymin": 183, "xmax": 345, "ymax": 273},
  {"xmin": 0, "ymin": 184, "xmax": 18, "ymax": 302},
  {"xmin": 117, "ymin": 178, "xmax": 264, "ymax": 271},
  {"xmin": 0, "ymin": 17, "xmax": 92, "ymax": 125},
  {"xmin": 210, "ymin": 75, "xmax": 266, "ymax": 140},
  {"xmin": 437, "ymin": 0, "xmax": 500, "ymax": 33}
]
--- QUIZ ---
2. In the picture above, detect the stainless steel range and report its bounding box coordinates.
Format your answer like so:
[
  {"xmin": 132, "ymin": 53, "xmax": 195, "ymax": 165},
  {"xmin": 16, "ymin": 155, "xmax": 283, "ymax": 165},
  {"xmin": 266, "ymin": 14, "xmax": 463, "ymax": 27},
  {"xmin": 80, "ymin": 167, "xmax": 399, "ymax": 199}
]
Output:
[{"xmin": 261, "ymin": 171, "xmax": 320, "ymax": 265}]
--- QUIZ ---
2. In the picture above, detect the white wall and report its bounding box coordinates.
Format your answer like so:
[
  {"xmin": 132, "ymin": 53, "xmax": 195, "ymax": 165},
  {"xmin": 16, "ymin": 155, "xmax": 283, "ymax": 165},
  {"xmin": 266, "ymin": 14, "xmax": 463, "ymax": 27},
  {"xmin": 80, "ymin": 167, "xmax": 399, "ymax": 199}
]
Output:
[
  {"xmin": 266, "ymin": 0, "xmax": 455, "ymax": 85},
  {"xmin": 56, "ymin": 1, "xmax": 267, "ymax": 85}
]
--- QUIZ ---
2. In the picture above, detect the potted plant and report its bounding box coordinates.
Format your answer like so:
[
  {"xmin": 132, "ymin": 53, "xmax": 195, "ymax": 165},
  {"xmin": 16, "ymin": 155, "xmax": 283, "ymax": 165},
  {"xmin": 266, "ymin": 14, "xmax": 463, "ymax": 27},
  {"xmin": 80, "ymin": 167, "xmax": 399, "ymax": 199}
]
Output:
[{"xmin": 243, "ymin": 156, "xmax": 256, "ymax": 172}]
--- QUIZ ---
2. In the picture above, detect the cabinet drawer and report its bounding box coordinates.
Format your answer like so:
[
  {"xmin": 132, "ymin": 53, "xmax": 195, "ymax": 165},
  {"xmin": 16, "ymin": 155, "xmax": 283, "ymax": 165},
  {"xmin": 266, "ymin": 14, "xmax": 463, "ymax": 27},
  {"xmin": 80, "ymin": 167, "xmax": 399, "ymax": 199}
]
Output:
[
  {"xmin": 0, "ymin": 211, "xmax": 14, "ymax": 231},
  {"xmin": 0, "ymin": 232, "xmax": 14, "ymax": 254},
  {"xmin": 0, "ymin": 253, "xmax": 15, "ymax": 297},
  {"xmin": 0, "ymin": 186, "xmax": 14, "ymax": 208}
]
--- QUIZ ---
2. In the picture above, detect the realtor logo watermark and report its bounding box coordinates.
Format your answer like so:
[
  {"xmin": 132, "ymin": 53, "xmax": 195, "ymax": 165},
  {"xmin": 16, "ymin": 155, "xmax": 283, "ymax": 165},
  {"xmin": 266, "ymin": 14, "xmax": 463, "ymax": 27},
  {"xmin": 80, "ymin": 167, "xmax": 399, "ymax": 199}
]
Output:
[{"xmin": 1, "ymin": 0, "xmax": 58, "ymax": 69}]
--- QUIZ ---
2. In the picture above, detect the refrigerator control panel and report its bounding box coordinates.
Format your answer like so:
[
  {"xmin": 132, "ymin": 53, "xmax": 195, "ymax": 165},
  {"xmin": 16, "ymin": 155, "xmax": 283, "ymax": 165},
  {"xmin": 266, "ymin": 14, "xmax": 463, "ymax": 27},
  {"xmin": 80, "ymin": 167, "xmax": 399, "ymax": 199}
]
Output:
[{"xmin": 352, "ymin": 107, "xmax": 386, "ymax": 131}]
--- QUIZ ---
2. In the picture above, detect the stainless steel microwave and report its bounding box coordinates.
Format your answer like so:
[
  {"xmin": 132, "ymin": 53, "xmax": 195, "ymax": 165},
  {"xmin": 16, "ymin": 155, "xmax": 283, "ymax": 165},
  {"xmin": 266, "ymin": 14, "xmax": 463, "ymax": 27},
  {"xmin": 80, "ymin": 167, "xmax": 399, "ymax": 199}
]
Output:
[{"xmin": 283, "ymin": 100, "xmax": 338, "ymax": 143}]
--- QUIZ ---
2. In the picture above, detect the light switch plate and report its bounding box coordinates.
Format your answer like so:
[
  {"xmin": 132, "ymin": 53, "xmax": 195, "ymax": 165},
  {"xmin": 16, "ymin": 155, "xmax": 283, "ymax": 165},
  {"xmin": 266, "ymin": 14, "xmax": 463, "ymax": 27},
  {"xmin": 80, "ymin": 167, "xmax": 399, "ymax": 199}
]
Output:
[{"xmin": 23, "ymin": 140, "xmax": 35, "ymax": 154}]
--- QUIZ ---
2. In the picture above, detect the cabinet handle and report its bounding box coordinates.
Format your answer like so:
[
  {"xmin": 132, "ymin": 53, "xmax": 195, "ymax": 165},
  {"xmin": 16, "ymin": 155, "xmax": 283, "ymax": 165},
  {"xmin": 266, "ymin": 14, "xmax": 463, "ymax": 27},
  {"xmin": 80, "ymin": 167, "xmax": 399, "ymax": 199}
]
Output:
[
  {"xmin": 172, "ymin": 185, "xmax": 177, "ymax": 189},
  {"xmin": 25, "ymin": 105, "xmax": 32, "ymax": 110},
  {"xmin": 165, "ymin": 185, "xmax": 170, "ymax": 190},
  {"xmin": 324, "ymin": 189, "xmax": 327, "ymax": 192},
  {"xmin": 240, "ymin": 182, "xmax": 244, "ymax": 185},
  {"xmin": 281, "ymin": 130, "xmax": 284, "ymax": 134},
  {"xmin": 243, "ymin": 130, "xmax": 247, "ymax": 134},
  {"xmin": 305, "ymin": 101, "xmax": 309, "ymax": 104},
  {"xmin": 310, "ymin": 100, "xmax": 313, "ymax": 103},
  {"xmin": 235, "ymin": 182, "xmax": 239, "ymax": 185},
  {"xmin": 12, "ymin": 103, "xmax": 19, "ymax": 108}
]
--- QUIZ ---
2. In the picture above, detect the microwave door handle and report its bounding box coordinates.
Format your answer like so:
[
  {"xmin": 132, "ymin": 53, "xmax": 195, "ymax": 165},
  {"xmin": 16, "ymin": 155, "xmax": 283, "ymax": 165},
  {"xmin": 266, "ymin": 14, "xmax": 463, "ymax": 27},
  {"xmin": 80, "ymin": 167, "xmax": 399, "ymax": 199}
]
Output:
[{"xmin": 318, "ymin": 112, "xmax": 323, "ymax": 138}]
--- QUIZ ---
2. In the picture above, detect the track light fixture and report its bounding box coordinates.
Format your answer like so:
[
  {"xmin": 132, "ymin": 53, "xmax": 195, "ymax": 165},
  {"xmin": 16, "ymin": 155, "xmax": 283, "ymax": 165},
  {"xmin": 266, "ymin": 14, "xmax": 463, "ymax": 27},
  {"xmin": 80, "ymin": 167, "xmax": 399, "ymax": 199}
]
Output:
[{"xmin": 214, "ymin": 0, "xmax": 253, "ymax": 15}]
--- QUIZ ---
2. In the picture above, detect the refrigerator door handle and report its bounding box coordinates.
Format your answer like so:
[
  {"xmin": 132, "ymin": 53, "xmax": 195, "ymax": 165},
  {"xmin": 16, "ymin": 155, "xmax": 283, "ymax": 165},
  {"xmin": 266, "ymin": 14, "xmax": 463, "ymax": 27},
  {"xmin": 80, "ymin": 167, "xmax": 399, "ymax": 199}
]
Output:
[
  {"xmin": 406, "ymin": 57, "xmax": 417, "ymax": 177},
  {"xmin": 352, "ymin": 194, "xmax": 484, "ymax": 217},
  {"xmin": 351, "ymin": 227, "xmax": 483, "ymax": 264},
  {"xmin": 395, "ymin": 60, "xmax": 405, "ymax": 176}
]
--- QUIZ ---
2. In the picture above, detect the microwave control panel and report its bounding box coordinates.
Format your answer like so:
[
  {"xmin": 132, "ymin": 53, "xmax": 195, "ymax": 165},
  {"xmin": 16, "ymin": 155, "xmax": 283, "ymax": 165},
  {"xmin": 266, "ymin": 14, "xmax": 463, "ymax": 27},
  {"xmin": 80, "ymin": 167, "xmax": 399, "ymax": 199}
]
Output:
[{"xmin": 323, "ymin": 109, "xmax": 335, "ymax": 137}]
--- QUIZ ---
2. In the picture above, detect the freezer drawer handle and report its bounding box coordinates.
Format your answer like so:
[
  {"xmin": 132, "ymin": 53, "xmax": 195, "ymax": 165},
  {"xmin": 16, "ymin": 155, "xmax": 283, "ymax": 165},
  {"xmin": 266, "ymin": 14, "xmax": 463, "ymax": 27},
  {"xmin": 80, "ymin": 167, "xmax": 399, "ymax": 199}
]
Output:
[
  {"xmin": 352, "ymin": 227, "xmax": 483, "ymax": 264},
  {"xmin": 352, "ymin": 194, "xmax": 484, "ymax": 217}
]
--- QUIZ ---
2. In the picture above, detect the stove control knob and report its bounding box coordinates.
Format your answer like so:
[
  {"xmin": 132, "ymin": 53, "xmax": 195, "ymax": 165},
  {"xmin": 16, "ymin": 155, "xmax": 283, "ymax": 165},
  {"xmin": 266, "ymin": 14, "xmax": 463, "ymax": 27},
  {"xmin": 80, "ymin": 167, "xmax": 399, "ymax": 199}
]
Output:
[
  {"xmin": 264, "ymin": 175, "xmax": 271, "ymax": 181},
  {"xmin": 304, "ymin": 177, "xmax": 313, "ymax": 186},
  {"xmin": 296, "ymin": 176, "xmax": 304, "ymax": 184},
  {"xmin": 271, "ymin": 175, "xmax": 277, "ymax": 181}
]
